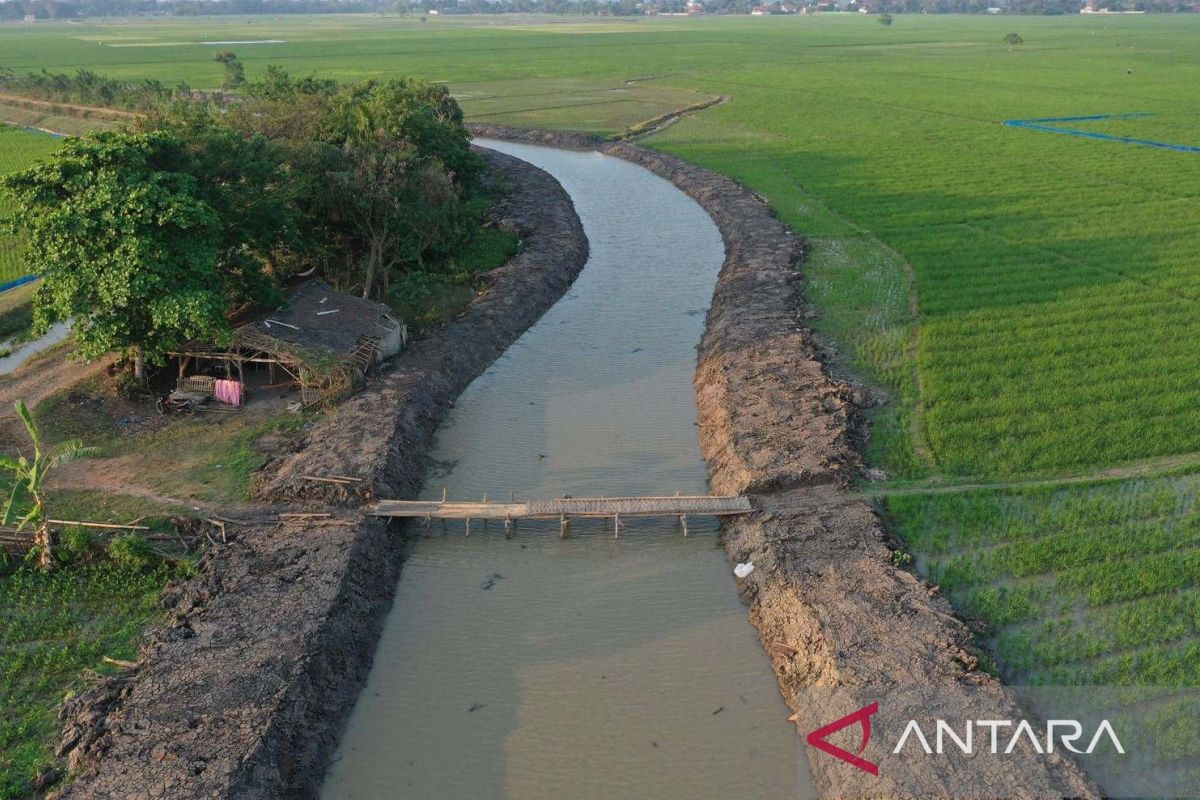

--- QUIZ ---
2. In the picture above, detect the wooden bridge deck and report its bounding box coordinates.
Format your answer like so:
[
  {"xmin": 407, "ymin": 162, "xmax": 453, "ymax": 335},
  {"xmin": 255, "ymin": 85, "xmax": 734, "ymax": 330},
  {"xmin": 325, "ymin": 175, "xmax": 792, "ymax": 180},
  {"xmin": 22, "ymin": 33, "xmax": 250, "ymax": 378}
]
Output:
[{"xmin": 367, "ymin": 495, "xmax": 752, "ymax": 521}]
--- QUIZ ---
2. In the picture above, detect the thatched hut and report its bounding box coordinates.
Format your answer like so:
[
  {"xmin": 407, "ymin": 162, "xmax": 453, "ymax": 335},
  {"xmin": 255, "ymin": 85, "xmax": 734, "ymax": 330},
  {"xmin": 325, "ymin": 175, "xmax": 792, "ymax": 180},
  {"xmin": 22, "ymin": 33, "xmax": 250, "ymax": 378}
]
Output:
[{"xmin": 169, "ymin": 282, "xmax": 406, "ymax": 407}]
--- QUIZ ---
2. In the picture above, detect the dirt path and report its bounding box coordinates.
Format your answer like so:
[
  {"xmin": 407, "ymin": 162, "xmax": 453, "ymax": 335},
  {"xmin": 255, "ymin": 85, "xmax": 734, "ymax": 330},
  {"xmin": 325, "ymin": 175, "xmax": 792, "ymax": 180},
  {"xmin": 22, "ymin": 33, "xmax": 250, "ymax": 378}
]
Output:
[
  {"xmin": 859, "ymin": 450, "xmax": 1200, "ymax": 499},
  {"xmin": 0, "ymin": 344, "xmax": 111, "ymax": 452},
  {"xmin": 47, "ymin": 456, "xmax": 203, "ymax": 511}
]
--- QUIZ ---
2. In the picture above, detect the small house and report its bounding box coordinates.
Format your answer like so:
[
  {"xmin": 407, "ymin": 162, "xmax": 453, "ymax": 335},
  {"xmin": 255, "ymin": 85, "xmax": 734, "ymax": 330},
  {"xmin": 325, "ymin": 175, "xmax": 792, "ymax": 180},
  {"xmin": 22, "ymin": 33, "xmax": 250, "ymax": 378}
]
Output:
[{"xmin": 169, "ymin": 282, "xmax": 406, "ymax": 408}]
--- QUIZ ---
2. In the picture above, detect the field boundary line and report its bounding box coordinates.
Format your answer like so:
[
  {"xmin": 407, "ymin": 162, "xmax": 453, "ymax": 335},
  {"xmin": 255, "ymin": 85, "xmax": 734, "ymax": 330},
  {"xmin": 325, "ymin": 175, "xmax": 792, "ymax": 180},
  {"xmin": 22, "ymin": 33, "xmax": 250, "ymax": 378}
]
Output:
[{"xmin": 862, "ymin": 450, "xmax": 1200, "ymax": 499}]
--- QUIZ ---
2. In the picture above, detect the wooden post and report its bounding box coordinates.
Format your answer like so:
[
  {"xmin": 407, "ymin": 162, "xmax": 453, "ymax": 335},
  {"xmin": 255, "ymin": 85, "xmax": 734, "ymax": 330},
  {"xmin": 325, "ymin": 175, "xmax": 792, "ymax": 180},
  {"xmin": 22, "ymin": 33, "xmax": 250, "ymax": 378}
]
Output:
[
  {"xmin": 560, "ymin": 513, "xmax": 569, "ymax": 539},
  {"xmin": 613, "ymin": 513, "xmax": 620, "ymax": 539},
  {"xmin": 482, "ymin": 494, "xmax": 488, "ymax": 531},
  {"xmin": 680, "ymin": 515, "xmax": 689, "ymax": 537},
  {"xmin": 442, "ymin": 487, "xmax": 448, "ymax": 503},
  {"xmin": 465, "ymin": 518, "xmax": 471, "ymax": 537}
]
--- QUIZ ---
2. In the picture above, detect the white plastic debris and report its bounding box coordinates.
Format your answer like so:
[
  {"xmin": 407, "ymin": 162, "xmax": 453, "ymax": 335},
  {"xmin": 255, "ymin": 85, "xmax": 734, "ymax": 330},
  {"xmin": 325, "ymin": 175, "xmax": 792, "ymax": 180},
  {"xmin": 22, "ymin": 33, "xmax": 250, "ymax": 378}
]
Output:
[{"xmin": 733, "ymin": 562, "xmax": 755, "ymax": 579}]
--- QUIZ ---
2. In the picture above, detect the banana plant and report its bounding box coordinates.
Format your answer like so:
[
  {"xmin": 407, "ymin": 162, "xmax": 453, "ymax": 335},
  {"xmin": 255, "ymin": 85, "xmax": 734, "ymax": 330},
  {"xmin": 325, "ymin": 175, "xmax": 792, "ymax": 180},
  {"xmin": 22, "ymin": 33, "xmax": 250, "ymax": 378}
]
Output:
[{"xmin": 0, "ymin": 400, "xmax": 97, "ymax": 569}]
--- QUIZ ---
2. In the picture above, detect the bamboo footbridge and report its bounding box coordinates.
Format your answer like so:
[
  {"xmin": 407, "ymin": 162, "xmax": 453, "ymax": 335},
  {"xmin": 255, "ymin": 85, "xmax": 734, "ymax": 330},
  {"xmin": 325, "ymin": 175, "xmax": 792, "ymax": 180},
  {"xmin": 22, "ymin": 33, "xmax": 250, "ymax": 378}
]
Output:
[{"xmin": 367, "ymin": 493, "xmax": 753, "ymax": 537}]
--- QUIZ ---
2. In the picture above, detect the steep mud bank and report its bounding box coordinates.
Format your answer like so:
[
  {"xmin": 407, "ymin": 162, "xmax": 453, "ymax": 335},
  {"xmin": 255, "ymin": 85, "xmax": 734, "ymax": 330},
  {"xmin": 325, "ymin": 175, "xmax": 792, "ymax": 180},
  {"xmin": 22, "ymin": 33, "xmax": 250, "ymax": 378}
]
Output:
[
  {"xmin": 471, "ymin": 125, "xmax": 1098, "ymax": 798},
  {"xmin": 52, "ymin": 150, "xmax": 588, "ymax": 799}
]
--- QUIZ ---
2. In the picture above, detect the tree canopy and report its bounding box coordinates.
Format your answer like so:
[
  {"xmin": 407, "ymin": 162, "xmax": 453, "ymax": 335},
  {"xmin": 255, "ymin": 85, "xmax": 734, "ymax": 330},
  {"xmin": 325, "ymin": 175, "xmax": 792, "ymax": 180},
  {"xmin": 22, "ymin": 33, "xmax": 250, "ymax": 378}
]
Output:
[{"xmin": 1, "ymin": 130, "xmax": 288, "ymax": 375}]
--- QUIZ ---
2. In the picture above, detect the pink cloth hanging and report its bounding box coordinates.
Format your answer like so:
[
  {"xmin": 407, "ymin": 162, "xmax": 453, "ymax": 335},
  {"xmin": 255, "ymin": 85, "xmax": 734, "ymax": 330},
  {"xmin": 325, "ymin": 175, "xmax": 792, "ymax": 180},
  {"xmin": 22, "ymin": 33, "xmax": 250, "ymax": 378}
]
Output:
[{"xmin": 214, "ymin": 379, "xmax": 243, "ymax": 407}]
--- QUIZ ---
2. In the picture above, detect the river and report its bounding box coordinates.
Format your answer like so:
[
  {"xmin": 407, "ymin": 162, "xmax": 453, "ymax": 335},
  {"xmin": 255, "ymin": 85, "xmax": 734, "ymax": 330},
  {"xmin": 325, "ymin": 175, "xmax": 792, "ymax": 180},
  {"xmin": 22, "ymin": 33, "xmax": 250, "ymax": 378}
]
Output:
[{"xmin": 323, "ymin": 140, "xmax": 811, "ymax": 799}]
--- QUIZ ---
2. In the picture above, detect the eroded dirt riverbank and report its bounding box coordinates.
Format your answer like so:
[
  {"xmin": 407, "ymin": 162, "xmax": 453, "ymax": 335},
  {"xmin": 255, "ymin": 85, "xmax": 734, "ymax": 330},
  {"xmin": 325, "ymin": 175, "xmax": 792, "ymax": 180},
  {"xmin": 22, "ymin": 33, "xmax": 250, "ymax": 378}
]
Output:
[
  {"xmin": 470, "ymin": 124, "xmax": 1099, "ymax": 799},
  {"xmin": 51, "ymin": 150, "xmax": 588, "ymax": 799}
]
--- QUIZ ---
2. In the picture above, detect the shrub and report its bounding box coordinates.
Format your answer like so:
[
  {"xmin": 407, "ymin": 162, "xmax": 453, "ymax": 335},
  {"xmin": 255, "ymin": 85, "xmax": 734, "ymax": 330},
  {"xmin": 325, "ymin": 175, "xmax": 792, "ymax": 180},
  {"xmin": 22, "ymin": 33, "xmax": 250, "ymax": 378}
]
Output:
[{"xmin": 108, "ymin": 535, "xmax": 154, "ymax": 570}]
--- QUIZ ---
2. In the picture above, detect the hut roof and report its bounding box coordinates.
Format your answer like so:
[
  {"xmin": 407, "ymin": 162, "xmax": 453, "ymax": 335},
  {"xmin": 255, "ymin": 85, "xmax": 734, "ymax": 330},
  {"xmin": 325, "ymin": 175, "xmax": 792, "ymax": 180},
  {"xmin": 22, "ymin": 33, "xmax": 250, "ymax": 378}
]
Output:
[
  {"xmin": 235, "ymin": 281, "xmax": 400, "ymax": 361},
  {"xmin": 172, "ymin": 281, "xmax": 402, "ymax": 378}
]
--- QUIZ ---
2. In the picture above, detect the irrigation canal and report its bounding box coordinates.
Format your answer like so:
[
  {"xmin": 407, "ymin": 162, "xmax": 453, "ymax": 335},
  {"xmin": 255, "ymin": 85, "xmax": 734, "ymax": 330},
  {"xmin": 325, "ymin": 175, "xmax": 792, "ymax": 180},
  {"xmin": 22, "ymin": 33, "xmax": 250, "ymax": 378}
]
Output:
[{"xmin": 322, "ymin": 140, "xmax": 813, "ymax": 799}]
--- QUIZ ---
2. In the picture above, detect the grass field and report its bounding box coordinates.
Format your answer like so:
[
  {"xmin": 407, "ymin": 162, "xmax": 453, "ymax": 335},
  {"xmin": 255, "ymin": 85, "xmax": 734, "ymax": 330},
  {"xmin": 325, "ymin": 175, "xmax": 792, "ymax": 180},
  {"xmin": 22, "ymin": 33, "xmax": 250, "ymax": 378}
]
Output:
[
  {"xmin": 0, "ymin": 127, "xmax": 60, "ymax": 286},
  {"xmin": 1, "ymin": 8, "xmax": 1198, "ymax": 761}
]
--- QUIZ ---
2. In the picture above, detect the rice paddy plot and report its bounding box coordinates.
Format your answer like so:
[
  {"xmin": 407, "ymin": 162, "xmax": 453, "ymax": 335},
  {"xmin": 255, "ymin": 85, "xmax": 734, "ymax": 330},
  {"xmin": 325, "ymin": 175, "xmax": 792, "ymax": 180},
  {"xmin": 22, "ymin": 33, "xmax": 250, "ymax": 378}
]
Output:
[
  {"xmin": 886, "ymin": 474, "xmax": 1200, "ymax": 688},
  {"xmin": 0, "ymin": 126, "xmax": 61, "ymax": 284}
]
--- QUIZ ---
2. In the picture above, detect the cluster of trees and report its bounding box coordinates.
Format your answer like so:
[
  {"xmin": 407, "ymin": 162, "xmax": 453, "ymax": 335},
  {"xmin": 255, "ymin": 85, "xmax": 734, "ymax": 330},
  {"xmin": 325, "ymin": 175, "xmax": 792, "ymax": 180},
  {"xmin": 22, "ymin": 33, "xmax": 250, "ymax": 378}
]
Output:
[
  {"xmin": 0, "ymin": 68, "xmax": 195, "ymax": 111},
  {"xmin": 2, "ymin": 68, "xmax": 482, "ymax": 378}
]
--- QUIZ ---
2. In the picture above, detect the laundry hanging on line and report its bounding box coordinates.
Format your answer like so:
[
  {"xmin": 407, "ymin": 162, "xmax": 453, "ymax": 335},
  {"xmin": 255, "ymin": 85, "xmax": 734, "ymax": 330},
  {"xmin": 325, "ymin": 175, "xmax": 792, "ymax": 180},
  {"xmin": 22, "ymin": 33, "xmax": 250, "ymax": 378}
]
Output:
[{"xmin": 214, "ymin": 379, "xmax": 243, "ymax": 407}]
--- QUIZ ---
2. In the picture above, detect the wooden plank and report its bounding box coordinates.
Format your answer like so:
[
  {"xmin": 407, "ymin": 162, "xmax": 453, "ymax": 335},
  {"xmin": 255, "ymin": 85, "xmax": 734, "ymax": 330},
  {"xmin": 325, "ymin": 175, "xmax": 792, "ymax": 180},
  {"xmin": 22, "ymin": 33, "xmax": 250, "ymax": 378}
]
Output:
[{"xmin": 366, "ymin": 495, "xmax": 751, "ymax": 521}]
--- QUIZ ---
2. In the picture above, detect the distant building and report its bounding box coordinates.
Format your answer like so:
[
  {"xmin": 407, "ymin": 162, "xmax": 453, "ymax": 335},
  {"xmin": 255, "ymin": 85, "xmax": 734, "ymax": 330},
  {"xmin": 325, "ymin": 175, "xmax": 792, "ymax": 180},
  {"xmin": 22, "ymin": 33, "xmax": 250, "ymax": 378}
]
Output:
[
  {"xmin": 23, "ymin": 13, "xmax": 36, "ymax": 22},
  {"xmin": 986, "ymin": 5, "xmax": 1003, "ymax": 11},
  {"xmin": 687, "ymin": 0, "xmax": 704, "ymax": 12},
  {"xmin": 751, "ymin": 4, "xmax": 772, "ymax": 12},
  {"xmin": 780, "ymin": 2, "xmax": 798, "ymax": 11}
]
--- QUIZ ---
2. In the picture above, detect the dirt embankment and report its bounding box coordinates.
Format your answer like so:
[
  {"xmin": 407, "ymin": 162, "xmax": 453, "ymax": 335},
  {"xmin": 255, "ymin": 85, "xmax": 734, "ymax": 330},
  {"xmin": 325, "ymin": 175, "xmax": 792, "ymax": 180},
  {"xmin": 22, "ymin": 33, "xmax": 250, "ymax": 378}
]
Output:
[
  {"xmin": 51, "ymin": 149, "xmax": 589, "ymax": 799},
  {"xmin": 471, "ymin": 125, "xmax": 1099, "ymax": 799}
]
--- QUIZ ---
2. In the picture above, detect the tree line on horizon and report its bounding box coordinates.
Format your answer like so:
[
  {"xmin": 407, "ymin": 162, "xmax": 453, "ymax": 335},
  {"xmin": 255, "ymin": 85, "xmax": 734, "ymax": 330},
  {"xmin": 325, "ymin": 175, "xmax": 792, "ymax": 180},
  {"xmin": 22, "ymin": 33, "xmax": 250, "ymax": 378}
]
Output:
[{"xmin": 3, "ymin": 0, "xmax": 1196, "ymax": 18}]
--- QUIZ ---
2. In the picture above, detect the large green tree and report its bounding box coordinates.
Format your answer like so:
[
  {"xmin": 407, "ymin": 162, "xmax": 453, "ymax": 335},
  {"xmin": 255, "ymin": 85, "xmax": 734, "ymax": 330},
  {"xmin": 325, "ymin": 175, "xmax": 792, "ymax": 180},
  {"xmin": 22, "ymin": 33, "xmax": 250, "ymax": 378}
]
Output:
[
  {"xmin": 219, "ymin": 74, "xmax": 482, "ymax": 299},
  {"xmin": 329, "ymin": 79, "xmax": 481, "ymax": 190},
  {"xmin": 329, "ymin": 129, "xmax": 461, "ymax": 299},
  {"xmin": 2, "ymin": 130, "xmax": 287, "ymax": 379}
]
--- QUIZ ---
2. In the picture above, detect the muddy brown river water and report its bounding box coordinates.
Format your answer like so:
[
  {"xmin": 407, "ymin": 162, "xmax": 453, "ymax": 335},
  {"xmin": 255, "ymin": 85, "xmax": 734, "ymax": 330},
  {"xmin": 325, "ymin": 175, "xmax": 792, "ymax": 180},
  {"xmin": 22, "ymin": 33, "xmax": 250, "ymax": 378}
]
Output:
[{"xmin": 322, "ymin": 141, "xmax": 812, "ymax": 799}]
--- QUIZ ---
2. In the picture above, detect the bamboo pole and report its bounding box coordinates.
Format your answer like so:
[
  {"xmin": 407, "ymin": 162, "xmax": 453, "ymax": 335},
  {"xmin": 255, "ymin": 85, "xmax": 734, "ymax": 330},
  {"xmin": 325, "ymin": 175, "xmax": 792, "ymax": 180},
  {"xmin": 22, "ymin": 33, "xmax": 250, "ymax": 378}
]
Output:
[{"xmin": 47, "ymin": 519, "xmax": 150, "ymax": 531}]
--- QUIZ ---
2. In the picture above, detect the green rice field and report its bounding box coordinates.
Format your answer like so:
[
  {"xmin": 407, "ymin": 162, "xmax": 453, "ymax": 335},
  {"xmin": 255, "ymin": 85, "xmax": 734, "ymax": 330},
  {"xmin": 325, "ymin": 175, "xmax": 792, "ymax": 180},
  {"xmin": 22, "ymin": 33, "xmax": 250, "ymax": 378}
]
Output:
[
  {"xmin": 1, "ymin": 10, "xmax": 1197, "ymax": 697},
  {"xmin": 887, "ymin": 476, "xmax": 1200, "ymax": 686},
  {"xmin": 0, "ymin": 127, "xmax": 60, "ymax": 285}
]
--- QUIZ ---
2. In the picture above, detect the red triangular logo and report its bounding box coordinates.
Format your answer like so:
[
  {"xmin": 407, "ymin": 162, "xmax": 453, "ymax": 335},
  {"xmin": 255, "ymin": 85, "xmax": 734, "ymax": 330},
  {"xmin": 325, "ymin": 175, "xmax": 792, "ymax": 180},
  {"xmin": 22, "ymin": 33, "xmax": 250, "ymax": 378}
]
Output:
[{"xmin": 805, "ymin": 702, "xmax": 879, "ymax": 776}]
